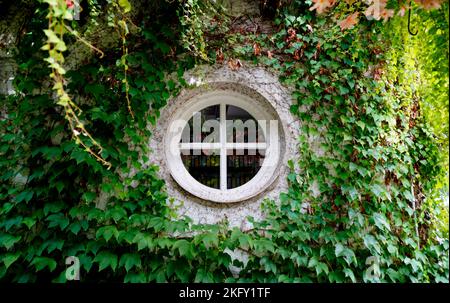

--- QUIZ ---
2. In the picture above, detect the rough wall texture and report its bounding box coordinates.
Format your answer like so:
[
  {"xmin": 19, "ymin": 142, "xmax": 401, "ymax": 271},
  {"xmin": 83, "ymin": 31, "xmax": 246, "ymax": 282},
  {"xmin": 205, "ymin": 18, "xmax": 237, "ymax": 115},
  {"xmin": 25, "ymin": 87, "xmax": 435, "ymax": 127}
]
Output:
[
  {"xmin": 148, "ymin": 64, "xmax": 300, "ymax": 229},
  {"xmin": 218, "ymin": 0, "xmax": 260, "ymax": 16},
  {"xmin": 0, "ymin": 1, "xmax": 33, "ymax": 96}
]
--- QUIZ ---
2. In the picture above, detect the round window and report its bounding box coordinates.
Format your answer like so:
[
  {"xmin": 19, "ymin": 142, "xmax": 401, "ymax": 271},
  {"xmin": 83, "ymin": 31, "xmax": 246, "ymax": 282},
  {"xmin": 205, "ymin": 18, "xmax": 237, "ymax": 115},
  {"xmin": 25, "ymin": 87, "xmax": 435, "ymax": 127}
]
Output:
[{"xmin": 164, "ymin": 90, "xmax": 282, "ymax": 203}]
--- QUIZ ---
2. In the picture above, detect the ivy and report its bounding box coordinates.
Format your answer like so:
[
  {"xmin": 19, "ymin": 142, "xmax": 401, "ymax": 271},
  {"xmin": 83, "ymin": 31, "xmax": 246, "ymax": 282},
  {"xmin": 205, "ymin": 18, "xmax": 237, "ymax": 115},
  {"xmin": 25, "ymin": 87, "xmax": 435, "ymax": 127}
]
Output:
[{"xmin": 0, "ymin": 0, "xmax": 448, "ymax": 283}]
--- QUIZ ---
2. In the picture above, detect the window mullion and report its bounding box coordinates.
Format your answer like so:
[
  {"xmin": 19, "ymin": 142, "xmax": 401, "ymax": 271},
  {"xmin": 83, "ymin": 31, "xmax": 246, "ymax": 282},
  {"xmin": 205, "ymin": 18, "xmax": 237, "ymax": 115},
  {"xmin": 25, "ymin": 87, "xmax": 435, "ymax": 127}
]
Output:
[
  {"xmin": 225, "ymin": 143, "xmax": 267, "ymax": 149},
  {"xmin": 180, "ymin": 143, "xmax": 221, "ymax": 149},
  {"xmin": 220, "ymin": 103, "xmax": 227, "ymax": 190}
]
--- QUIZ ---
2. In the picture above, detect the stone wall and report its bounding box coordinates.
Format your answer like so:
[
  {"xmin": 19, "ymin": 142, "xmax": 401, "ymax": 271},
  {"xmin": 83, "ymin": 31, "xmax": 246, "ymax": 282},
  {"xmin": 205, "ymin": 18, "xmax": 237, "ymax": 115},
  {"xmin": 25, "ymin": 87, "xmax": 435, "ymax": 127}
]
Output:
[{"xmin": 0, "ymin": 1, "xmax": 33, "ymax": 96}]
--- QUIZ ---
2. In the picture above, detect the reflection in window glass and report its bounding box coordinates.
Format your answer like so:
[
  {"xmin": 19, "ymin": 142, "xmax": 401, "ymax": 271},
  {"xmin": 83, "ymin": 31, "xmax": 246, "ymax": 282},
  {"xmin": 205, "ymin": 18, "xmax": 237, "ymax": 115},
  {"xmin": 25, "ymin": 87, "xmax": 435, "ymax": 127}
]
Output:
[
  {"xmin": 179, "ymin": 104, "xmax": 267, "ymax": 190},
  {"xmin": 181, "ymin": 149, "xmax": 220, "ymax": 189},
  {"xmin": 181, "ymin": 105, "xmax": 220, "ymax": 143},
  {"xmin": 227, "ymin": 149, "xmax": 264, "ymax": 189},
  {"xmin": 226, "ymin": 105, "xmax": 264, "ymax": 143}
]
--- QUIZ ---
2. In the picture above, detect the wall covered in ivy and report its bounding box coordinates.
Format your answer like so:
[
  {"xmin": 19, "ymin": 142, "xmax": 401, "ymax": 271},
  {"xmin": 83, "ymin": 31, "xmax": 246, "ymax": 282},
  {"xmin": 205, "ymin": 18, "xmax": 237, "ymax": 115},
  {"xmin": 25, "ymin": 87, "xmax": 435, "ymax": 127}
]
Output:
[{"xmin": 0, "ymin": 0, "xmax": 448, "ymax": 283}]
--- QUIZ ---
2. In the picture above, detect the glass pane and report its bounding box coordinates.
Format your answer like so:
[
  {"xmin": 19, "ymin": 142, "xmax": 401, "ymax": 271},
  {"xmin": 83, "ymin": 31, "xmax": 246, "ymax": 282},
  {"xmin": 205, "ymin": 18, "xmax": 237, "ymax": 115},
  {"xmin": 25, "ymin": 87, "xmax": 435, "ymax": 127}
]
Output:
[
  {"xmin": 180, "ymin": 105, "xmax": 220, "ymax": 143},
  {"xmin": 181, "ymin": 149, "xmax": 220, "ymax": 189},
  {"xmin": 227, "ymin": 149, "xmax": 265, "ymax": 189},
  {"xmin": 226, "ymin": 105, "xmax": 265, "ymax": 143}
]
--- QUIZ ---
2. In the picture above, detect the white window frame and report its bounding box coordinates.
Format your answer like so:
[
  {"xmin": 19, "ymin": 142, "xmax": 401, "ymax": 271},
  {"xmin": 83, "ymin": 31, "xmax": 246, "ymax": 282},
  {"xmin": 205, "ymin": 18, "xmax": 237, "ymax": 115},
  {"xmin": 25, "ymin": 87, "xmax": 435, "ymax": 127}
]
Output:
[{"xmin": 164, "ymin": 90, "xmax": 281, "ymax": 203}]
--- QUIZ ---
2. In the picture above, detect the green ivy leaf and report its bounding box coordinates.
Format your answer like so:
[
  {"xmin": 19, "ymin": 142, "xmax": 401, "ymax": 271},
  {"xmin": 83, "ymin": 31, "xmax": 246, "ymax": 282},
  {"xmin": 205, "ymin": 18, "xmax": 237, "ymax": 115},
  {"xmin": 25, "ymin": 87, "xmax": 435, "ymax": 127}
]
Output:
[
  {"xmin": 69, "ymin": 222, "xmax": 81, "ymax": 235},
  {"xmin": 94, "ymin": 251, "xmax": 118, "ymax": 271},
  {"xmin": 119, "ymin": 253, "xmax": 141, "ymax": 272},
  {"xmin": 14, "ymin": 190, "xmax": 34, "ymax": 203},
  {"xmin": 253, "ymin": 239, "xmax": 275, "ymax": 254},
  {"xmin": 0, "ymin": 233, "xmax": 21, "ymax": 250},
  {"xmin": 315, "ymin": 262, "xmax": 329, "ymax": 276},
  {"xmin": 124, "ymin": 272, "xmax": 147, "ymax": 283},
  {"xmin": 335, "ymin": 243, "xmax": 356, "ymax": 265},
  {"xmin": 47, "ymin": 214, "xmax": 70, "ymax": 230},
  {"xmin": 2, "ymin": 253, "xmax": 20, "ymax": 269},
  {"xmin": 118, "ymin": 0, "xmax": 132, "ymax": 13},
  {"xmin": 133, "ymin": 233, "xmax": 154, "ymax": 251},
  {"xmin": 201, "ymin": 232, "xmax": 219, "ymax": 249},
  {"xmin": 343, "ymin": 268, "xmax": 356, "ymax": 282},
  {"xmin": 194, "ymin": 268, "xmax": 214, "ymax": 283},
  {"xmin": 82, "ymin": 192, "xmax": 96, "ymax": 203},
  {"xmin": 31, "ymin": 257, "xmax": 57, "ymax": 272},
  {"xmin": 363, "ymin": 234, "xmax": 381, "ymax": 254},
  {"xmin": 173, "ymin": 239, "xmax": 194, "ymax": 258},
  {"xmin": 372, "ymin": 213, "xmax": 391, "ymax": 231},
  {"xmin": 96, "ymin": 226, "xmax": 119, "ymax": 242}
]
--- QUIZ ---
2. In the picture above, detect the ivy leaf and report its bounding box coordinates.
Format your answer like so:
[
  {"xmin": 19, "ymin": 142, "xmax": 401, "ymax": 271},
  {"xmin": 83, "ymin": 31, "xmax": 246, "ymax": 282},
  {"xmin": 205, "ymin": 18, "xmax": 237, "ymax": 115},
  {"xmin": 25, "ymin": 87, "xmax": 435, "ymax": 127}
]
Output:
[
  {"xmin": 370, "ymin": 184, "xmax": 391, "ymax": 201},
  {"xmin": 335, "ymin": 243, "xmax": 356, "ymax": 265},
  {"xmin": 0, "ymin": 233, "xmax": 21, "ymax": 250},
  {"xmin": 2, "ymin": 216, "xmax": 22, "ymax": 231},
  {"xmin": 43, "ymin": 29, "xmax": 62, "ymax": 44},
  {"xmin": 124, "ymin": 272, "xmax": 147, "ymax": 283},
  {"xmin": 119, "ymin": 253, "xmax": 141, "ymax": 272},
  {"xmin": 174, "ymin": 260, "xmax": 191, "ymax": 282},
  {"xmin": 173, "ymin": 240, "xmax": 194, "ymax": 258},
  {"xmin": 96, "ymin": 226, "xmax": 119, "ymax": 242},
  {"xmin": 308, "ymin": 256, "xmax": 319, "ymax": 268},
  {"xmin": 133, "ymin": 233, "xmax": 154, "ymax": 251},
  {"xmin": 69, "ymin": 222, "xmax": 81, "ymax": 235},
  {"xmin": 370, "ymin": 183, "xmax": 383, "ymax": 197},
  {"xmin": 148, "ymin": 217, "xmax": 165, "ymax": 231},
  {"xmin": 194, "ymin": 268, "xmax": 214, "ymax": 283},
  {"xmin": 387, "ymin": 244, "xmax": 398, "ymax": 255},
  {"xmin": 338, "ymin": 84, "xmax": 349, "ymax": 95},
  {"xmin": 253, "ymin": 239, "xmax": 275, "ymax": 254},
  {"xmin": 363, "ymin": 234, "xmax": 381, "ymax": 254},
  {"xmin": 372, "ymin": 213, "xmax": 391, "ymax": 231},
  {"xmin": 47, "ymin": 214, "xmax": 70, "ymax": 230},
  {"xmin": 356, "ymin": 121, "xmax": 366, "ymax": 130},
  {"xmin": 31, "ymin": 257, "xmax": 57, "ymax": 272},
  {"xmin": 403, "ymin": 190, "xmax": 415, "ymax": 202},
  {"xmin": 118, "ymin": 0, "xmax": 132, "ymax": 13},
  {"xmin": 404, "ymin": 257, "xmax": 422, "ymax": 273},
  {"xmin": 2, "ymin": 253, "xmax": 20, "ymax": 269},
  {"xmin": 108, "ymin": 207, "xmax": 127, "ymax": 223},
  {"xmin": 94, "ymin": 251, "xmax": 118, "ymax": 272},
  {"xmin": 201, "ymin": 232, "xmax": 219, "ymax": 249},
  {"xmin": 343, "ymin": 268, "xmax": 356, "ymax": 282},
  {"xmin": 386, "ymin": 268, "xmax": 401, "ymax": 282},
  {"xmin": 45, "ymin": 239, "xmax": 65, "ymax": 253},
  {"xmin": 14, "ymin": 190, "xmax": 34, "ymax": 203},
  {"xmin": 315, "ymin": 262, "xmax": 329, "ymax": 276},
  {"xmin": 71, "ymin": 149, "xmax": 87, "ymax": 164},
  {"xmin": 79, "ymin": 254, "xmax": 93, "ymax": 272},
  {"xmin": 260, "ymin": 257, "xmax": 277, "ymax": 274},
  {"xmin": 82, "ymin": 192, "xmax": 96, "ymax": 203},
  {"xmin": 44, "ymin": 202, "xmax": 64, "ymax": 216}
]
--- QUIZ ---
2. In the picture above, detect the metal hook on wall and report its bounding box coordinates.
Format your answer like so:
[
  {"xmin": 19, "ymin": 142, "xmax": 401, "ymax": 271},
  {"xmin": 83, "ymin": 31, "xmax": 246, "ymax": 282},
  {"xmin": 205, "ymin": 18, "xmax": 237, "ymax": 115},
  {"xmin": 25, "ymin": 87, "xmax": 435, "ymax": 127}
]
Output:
[{"xmin": 408, "ymin": 0, "xmax": 418, "ymax": 36}]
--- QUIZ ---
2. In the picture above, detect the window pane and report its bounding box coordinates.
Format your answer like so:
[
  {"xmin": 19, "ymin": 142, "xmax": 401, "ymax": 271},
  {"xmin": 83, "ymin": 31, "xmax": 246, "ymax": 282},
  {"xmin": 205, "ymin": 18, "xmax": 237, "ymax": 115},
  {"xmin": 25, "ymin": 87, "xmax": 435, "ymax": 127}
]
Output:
[
  {"xmin": 226, "ymin": 105, "xmax": 265, "ymax": 143},
  {"xmin": 181, "ymin": 149, "xmax": 220, "ymax": 189},
  {"xmin": 227, "ymin": 149, "xmax": 265, "ymax": 189},
  {"xmin": 180, "ymin": 105, "xmax": 220, "ymax": 143}
]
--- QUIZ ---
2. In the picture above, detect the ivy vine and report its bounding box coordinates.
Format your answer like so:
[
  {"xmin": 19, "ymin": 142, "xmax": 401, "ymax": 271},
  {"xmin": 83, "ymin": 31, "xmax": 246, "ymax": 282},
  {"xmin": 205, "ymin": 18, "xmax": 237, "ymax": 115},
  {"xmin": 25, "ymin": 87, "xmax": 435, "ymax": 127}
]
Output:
[{"xmin": 0, "ymin": 0, "xmax": 448, "ymax": 283}]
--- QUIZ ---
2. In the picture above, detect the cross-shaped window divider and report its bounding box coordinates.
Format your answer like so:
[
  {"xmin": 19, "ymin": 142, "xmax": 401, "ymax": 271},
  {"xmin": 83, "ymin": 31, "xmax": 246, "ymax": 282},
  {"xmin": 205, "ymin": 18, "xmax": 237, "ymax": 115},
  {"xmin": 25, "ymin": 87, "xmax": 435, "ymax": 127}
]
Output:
[{"xmin": 179, "ymin": 103, "xmax": 267, "ymax": 190}]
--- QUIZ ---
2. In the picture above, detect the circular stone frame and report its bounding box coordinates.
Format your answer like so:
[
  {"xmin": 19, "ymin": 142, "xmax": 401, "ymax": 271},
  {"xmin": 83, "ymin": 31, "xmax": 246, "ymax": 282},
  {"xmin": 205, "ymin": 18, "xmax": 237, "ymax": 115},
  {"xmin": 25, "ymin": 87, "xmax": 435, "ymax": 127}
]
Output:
[
  {"xmin": 148, "ymin": 65, "xmax": 299, "ymax": 227},
  {"xmin": 164, "ymin": 89, "xmax": 283, "ymax": 203}
]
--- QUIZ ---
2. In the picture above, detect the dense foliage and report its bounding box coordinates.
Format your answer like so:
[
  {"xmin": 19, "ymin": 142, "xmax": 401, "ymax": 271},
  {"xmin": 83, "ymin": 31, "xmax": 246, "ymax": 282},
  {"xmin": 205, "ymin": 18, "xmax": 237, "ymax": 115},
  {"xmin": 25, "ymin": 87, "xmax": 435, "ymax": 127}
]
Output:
[{"xmin": 0, "ymin": 0, "xmax": 448, "ymax": 282}]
